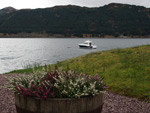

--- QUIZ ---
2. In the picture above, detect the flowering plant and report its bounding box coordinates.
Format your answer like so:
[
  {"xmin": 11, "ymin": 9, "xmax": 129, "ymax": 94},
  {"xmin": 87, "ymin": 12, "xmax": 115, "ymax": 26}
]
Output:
[{"xmin": 7, "ymin": 67, "xmax": 106, "ymax": 99}]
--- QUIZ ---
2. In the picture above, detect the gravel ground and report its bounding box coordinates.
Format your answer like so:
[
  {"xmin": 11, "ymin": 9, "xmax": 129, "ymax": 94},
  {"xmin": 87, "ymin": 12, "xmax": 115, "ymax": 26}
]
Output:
[{"xmin": 0, "ymin": 74, "xmax": 150, "ymax": 113}]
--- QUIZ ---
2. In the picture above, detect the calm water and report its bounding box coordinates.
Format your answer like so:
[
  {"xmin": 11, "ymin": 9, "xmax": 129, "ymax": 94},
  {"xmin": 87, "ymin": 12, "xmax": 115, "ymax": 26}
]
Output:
[{"xmin": 0, "ymin": 38, "xmax": 150, "ymax": 74}]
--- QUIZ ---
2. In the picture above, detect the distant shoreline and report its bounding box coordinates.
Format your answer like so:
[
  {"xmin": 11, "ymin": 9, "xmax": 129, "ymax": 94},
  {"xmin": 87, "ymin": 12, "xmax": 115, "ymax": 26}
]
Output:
[{"xmin": 0, "ymin": 33, "xmax": 150, "ymax": 38}]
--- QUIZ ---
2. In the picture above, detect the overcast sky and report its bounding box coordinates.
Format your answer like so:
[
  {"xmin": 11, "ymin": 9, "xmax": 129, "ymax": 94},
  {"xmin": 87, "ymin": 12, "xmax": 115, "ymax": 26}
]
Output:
[{"xmin": 0, "ymin": 0, "xmax": 150, "ymax": 9}]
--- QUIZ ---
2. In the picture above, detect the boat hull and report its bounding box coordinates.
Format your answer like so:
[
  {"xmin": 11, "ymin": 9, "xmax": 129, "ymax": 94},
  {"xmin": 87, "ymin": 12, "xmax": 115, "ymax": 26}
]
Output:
[{"xmin": 79, "ymin": 45, "xmax": 92, "ymax": 48}]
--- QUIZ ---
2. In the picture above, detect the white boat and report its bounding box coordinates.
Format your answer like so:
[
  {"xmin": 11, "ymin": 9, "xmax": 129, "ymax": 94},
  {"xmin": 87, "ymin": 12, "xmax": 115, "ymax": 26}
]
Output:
[{"xmin": 79, "ymin": 40, "xmax": 97, "ymax": 49}]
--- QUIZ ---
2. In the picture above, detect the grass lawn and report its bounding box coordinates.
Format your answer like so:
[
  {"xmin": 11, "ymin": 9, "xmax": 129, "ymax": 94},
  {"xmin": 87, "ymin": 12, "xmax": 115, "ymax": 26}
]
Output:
[{"xmin": 9, "ymin": 45, "xmax": 150, "ymax": 101}]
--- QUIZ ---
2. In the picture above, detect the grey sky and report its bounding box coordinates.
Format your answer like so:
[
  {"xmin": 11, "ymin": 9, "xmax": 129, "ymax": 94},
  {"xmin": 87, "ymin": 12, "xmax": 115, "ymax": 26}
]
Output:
[{"xmin": 0, "ymin": 0, "xmax": 150, "ymax": 9}]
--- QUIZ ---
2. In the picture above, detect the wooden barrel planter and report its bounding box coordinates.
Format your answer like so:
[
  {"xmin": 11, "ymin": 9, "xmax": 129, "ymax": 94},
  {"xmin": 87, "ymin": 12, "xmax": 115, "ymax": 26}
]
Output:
[{"xmin": 15, "ymin": 93, "xmax": 103, "ymax": 113}]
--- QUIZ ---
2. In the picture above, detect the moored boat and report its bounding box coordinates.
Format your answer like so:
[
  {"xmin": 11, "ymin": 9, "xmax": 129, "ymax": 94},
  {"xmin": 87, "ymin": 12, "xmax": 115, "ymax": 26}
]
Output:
[{"xmin": 79, "ymin": 40, "xmax": 97, "ymax": 49}]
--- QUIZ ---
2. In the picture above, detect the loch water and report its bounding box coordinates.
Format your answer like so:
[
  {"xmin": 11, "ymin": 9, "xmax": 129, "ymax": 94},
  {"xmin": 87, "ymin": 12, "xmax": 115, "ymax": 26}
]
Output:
[{"xmin": 0, "ymin": 38, "xmax": 150, "ymax": 74}]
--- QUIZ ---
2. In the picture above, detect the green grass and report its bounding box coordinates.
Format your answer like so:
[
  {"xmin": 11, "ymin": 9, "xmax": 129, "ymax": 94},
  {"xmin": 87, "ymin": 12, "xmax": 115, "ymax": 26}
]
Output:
[{"xmin": 9, "ymin": 45, "xmax": 150, "ymax": 101}]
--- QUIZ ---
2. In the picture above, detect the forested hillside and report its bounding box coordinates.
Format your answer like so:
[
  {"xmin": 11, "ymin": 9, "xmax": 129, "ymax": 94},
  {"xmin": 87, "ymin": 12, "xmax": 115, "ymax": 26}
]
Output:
[{"xmin": 0, "ymin": 3, "xmax": 150, "ymax": 37}]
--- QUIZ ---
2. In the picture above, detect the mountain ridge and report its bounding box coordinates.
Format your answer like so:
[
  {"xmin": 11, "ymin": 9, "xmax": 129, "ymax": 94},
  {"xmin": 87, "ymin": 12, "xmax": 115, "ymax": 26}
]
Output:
[
  {"xmin": 0, "ymin": 7, "xmax": 17, "ymax": 15},
  {"xmin": 0, "ymin": 3, "xmax": 150, "ymax": 38}
]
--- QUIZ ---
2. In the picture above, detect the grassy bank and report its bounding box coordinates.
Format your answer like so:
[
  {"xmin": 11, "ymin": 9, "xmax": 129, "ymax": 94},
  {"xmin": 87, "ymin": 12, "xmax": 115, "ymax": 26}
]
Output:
[{"xmin": 9, "ymin": 45, "xmax": 150, "ymax": 101}]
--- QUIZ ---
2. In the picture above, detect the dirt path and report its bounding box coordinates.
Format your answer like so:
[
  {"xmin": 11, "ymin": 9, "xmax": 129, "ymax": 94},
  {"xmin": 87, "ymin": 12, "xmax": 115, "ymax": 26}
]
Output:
[{"xmin": 0, "ymin": 74, "xmax": 150, "ymax": 113}]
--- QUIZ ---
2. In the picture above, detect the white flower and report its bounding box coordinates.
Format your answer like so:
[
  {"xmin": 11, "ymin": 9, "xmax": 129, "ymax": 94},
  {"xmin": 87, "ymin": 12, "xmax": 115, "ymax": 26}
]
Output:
[
  {"xmin": 61, "ymin": 90, "xmax": 67, "ymax": 94},
  {"xmin": 54, "ymin": 83, "xmax": 59, "ymax": 88}
]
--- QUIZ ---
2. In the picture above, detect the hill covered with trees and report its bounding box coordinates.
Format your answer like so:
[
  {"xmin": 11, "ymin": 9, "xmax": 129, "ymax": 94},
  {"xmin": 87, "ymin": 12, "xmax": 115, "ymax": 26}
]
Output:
[{"xmin": 0, "ymin": 3, "xmax": 150, "ymax": 38}]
